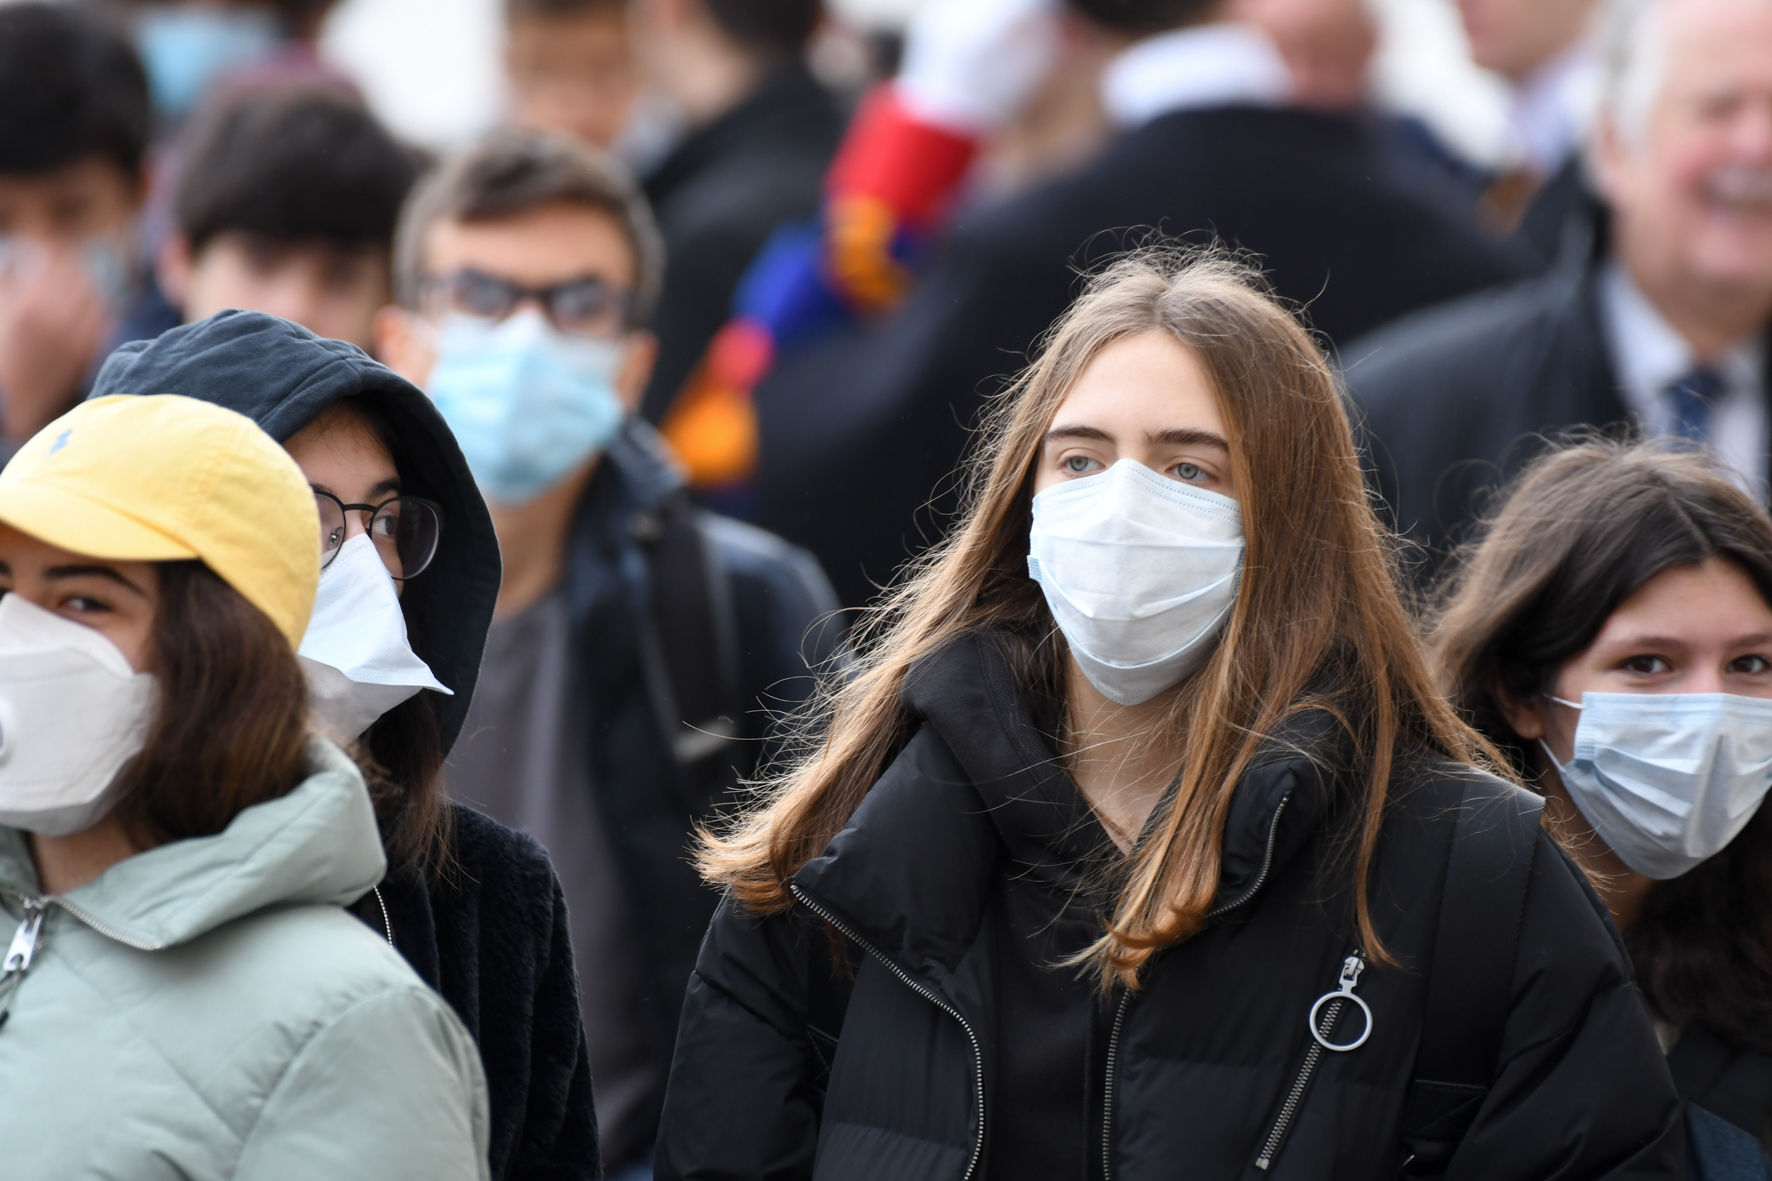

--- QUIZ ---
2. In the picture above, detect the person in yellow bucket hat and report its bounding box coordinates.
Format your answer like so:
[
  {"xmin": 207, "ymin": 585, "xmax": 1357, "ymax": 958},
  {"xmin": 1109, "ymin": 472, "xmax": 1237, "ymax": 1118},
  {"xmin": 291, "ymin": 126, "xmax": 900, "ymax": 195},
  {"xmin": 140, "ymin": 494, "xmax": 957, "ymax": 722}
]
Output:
[{"xmin": 0, "ymin": 394, "xmax": 493, "ymax": 1181}]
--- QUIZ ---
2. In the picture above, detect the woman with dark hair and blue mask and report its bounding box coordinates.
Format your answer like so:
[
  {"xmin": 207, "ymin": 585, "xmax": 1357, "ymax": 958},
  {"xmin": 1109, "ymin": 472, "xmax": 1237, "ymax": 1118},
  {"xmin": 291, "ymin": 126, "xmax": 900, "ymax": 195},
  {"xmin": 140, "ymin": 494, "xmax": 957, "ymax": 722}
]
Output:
[
  {"xmin": 1429, "ymin": 440, "xmax": 1772, "ymax": 1169},
  {"xmin": 90, "ymin": 309, "xmax": 598, "ymax": 1181}
]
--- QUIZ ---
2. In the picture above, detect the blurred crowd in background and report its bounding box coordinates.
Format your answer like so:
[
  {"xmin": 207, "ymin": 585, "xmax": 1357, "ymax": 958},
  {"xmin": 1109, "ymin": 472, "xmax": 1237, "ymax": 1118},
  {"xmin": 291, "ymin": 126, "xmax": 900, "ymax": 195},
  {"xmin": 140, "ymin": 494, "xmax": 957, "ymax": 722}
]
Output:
[{"xmin": 2, "ymin": 0, "xmax": 1769, "ymax": 1176}]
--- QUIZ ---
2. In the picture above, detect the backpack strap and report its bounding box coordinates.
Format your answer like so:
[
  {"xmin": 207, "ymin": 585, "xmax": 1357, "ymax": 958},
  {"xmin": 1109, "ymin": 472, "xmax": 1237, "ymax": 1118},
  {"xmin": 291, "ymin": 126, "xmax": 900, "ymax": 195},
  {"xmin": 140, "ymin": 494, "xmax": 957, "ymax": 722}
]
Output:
[
  {"xmin": 1400, "ymin": 773, "xmax": 1546, "ymax": 1176},
  {"xmin": 630, "ymin": 500, "xmax": 747, "ymax": 795}
]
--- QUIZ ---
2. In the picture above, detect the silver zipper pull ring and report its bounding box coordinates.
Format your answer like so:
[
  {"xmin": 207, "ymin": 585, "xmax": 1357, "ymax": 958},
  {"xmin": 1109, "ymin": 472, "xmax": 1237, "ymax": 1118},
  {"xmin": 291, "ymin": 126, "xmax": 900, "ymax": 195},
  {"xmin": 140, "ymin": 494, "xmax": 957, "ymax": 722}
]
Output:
[{"xmin": 1307, "ymin": 951, "xmax": 1372, "ymax": 1052}]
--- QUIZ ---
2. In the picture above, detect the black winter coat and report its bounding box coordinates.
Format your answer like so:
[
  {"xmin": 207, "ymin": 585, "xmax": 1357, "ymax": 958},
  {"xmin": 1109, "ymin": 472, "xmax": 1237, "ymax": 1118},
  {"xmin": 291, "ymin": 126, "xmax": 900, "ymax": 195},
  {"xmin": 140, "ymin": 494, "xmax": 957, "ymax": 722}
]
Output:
[
  {"xmin": 366, "ymin": 804, "xmax": 597, "ymax": 1181},
  {"xmin": 751, "ymin": 105, "xmax": 1531, "ymax": 607},
  {"xmin": 1343, "ymin": 207, "xmax": 1772, "ymax": 567},
  {"xmin": 93, "ymin": 313, "xmax": 599, "ymax": 1181},
  {"xmin": 656, "ymin": 635, "xmax": 1683, "ymax": 1180}
]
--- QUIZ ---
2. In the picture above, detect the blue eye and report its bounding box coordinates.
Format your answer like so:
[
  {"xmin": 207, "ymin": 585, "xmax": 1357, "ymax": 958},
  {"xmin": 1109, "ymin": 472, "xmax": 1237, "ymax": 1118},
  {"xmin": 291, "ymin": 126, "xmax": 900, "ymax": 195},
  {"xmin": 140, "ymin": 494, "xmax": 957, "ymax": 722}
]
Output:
[
  {"xmin": 1173, "ymin": 462, "xmax": 1203, "ymax": 482},
  {"xmin": 1062, "ymin": 455, "xmax": 1097, "ymax": 474}
]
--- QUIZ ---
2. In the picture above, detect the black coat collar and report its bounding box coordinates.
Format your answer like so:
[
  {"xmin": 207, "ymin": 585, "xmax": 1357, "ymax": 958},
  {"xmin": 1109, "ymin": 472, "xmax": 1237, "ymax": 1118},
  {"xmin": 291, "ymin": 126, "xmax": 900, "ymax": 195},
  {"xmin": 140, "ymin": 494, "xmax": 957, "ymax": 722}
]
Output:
[{"xmin": 793, "ymin": 633, "xmax": 1347, "ymax": 987}]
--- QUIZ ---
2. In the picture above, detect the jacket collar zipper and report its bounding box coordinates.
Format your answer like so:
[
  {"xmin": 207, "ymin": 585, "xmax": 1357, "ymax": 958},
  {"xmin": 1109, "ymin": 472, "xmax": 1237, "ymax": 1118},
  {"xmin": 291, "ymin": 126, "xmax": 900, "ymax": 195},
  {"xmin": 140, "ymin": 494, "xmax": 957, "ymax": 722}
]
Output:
[
  {"xmin": 0, "ymin": 892, "xmax": 164, "ymax": 1032},
  {"xmin": 1099, "ymin": 790, "xmax": 1292, "ymax": 1176},
  {"xmin": 791, "ymin": 883, "xmax": 988, "ymax": 1181},
  {"xmin": 1253, "ymin": 951, "xmax": 1370, "ymax": 1172}
]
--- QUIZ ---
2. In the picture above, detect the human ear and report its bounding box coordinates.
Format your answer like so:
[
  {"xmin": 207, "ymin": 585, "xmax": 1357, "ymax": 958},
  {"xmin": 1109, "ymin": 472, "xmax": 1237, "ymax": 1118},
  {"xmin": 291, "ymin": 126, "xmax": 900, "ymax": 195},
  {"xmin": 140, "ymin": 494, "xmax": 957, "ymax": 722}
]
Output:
[
  {"xmin": 374, "ymin": 306, "xmax": 436, "ymax": 387},
  {"xmin": 1491, "ymin": 675, "xmax": 1547, "ymax": 741}
]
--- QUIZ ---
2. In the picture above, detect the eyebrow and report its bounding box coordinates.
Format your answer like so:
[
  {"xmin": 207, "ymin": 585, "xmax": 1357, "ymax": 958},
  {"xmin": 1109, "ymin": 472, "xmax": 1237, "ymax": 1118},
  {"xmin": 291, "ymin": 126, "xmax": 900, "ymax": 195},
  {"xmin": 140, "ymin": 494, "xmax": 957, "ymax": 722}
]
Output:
[
  {"xmin": 310, "ymin": 478, "xmax": 403, "ymax": 503},
  {"xmin": 1043, "ymin": 424, "xmax": 1229, "ymax": 451},
  {"xmin": 43, "ymin": 564, "xmax": 149, "ymax": 597}
]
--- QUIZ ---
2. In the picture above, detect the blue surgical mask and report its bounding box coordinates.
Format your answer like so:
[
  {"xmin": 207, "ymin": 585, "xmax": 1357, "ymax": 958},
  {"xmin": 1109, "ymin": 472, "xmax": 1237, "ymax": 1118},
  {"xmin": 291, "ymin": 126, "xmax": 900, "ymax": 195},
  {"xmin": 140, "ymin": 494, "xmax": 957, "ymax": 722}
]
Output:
[
  {"xmin": 135, "ymin": 5, "xmax": 279, "ymax": 120},
  {"xmin": 1540, "ymin": 692, "xmax": 1772, "ymax": 879},
  {"xmin": 426, "ymin": 310, "xmax": 628, "ymax": 506}
]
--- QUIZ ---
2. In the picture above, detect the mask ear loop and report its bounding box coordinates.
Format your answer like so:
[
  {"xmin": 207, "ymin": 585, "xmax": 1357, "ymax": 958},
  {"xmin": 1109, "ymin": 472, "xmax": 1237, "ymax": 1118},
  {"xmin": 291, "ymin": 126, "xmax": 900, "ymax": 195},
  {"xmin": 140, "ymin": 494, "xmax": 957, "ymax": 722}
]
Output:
[{"xmin": 1538, "ymin": 694, "xmax": 1583, "ymax": 775}]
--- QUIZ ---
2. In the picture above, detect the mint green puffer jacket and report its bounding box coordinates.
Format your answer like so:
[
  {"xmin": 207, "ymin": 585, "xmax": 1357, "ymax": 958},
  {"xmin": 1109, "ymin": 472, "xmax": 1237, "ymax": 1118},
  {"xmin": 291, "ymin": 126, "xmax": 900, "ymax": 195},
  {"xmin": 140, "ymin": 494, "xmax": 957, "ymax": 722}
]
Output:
[{"xmin": 0, "ymin": 740, "xmax": 491, "ymax": 1180}]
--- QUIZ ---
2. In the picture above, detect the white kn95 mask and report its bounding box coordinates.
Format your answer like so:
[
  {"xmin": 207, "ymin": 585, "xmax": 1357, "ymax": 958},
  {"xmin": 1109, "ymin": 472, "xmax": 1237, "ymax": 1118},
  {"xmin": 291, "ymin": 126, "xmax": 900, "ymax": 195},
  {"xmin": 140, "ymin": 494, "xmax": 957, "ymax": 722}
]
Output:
[
  {"xmin": 0, "ymin": 593, "xmax": 157, "ymax": 836},
  {"xmin": 298, "ymin": 533, "xmax": 451, "ymax": 743},
  {"xmin": 1027, "ymin": 458, "xmax": 1245, "ymax": 706}
]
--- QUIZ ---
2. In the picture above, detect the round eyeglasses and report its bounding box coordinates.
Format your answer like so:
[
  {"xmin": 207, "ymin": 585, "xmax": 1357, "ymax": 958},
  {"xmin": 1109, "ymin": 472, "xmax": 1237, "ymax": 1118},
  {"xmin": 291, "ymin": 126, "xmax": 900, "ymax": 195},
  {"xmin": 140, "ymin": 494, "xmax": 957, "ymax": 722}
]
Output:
[{"xmin": 315, "ymin": 491, "xmax": 443, "ymax": 581}]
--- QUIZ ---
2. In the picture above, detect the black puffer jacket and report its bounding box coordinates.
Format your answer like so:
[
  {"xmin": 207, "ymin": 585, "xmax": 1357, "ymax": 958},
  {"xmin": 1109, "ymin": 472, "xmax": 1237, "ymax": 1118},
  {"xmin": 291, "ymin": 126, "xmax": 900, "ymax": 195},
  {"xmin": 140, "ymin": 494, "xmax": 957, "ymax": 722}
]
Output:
[
  {"xmin": 656, "ymin": 634, "xmax": 1683, "ymax": 1180},
  {"xmin": 93, "ymin": 312, "xmax": 598, "ymax": 1181}
]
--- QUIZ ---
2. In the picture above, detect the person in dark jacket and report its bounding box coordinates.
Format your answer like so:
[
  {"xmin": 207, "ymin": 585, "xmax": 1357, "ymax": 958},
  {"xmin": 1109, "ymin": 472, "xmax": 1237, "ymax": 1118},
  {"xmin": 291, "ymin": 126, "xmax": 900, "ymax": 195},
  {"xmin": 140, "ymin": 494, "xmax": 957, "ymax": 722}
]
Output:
[
  {"xmin": 657, "ymin": 249, "xmax": 1681, "ymax": 1180},
  {"xmin": 1428, "ymin": 441, "xmax": 1772, "ymax": 1170},
  {"xmin": 375, "ymin": 127, "xmax": 843, "ymax": 1179},
  {"xmin": 1345, "ymin": 0, "xmax": 1772, "ymax": 573},
  {"xmin": 747, "ymin": 0, "xmax": 1530, "ymax": 608},
  {"xmin": 91, "ymin": 311, "xmax": 597, "ymax": 1181},
  {"xmin": 629, "ymin": 0, "xmax": 844, "ymax": 425}
]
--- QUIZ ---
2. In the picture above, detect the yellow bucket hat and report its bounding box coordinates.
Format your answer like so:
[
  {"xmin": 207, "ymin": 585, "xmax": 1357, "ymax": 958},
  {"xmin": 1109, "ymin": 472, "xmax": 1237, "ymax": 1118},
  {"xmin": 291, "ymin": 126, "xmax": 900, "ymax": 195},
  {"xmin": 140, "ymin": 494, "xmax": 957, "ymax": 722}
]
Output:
[{"xmin": 0, "ymin": 395, "xmax": 320, "ymax": 647}]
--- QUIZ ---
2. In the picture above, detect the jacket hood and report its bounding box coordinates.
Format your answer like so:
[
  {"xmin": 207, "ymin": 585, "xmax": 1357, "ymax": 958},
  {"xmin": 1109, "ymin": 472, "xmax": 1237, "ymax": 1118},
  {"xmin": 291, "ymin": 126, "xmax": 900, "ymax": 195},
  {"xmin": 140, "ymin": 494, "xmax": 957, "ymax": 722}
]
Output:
[
  {"xmin": 793, "ymin": 631, "xmax": 1345, "ymax": 982},
  {"xmin": 91, "ymin": 311, "xmax": 500, "ymax": 753},
  {"xmin": 0, "ymin": 739, "xmax": 385, "ymax": 948}
]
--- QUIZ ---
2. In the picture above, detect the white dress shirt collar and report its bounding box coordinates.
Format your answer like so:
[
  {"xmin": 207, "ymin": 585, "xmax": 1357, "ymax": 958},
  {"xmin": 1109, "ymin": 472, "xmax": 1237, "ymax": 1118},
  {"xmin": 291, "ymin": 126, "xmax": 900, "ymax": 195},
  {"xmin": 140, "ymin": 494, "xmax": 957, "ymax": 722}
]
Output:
[
  {"xmin": 1600, "ymin": 258, "xmax": 1768, "ymax": 493},
  {"xmin": 1100, "ymin": 22, "xmax": 1292, "ymax": 131}
]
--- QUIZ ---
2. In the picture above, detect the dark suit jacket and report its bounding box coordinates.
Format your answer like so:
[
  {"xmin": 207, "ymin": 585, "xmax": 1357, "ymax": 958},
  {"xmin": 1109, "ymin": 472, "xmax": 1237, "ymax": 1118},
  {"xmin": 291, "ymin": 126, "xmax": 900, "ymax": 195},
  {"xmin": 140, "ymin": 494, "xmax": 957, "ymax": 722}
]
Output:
[
  {"xmin": 641, "ymin": 63, "xmax": 844, "ymax": 423},
  {"xmin": 750, "ymin": 105, "xmax": 1531, "ymax": 607},
  {"xmin": 1345, "ymin": 208, "xmax": 1772, "ymax": 574}
]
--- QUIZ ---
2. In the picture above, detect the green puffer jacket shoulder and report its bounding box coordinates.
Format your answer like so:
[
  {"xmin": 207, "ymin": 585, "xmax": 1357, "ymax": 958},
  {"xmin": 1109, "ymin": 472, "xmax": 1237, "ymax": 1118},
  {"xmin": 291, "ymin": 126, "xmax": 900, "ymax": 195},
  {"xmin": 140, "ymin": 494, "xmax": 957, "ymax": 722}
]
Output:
[{"xmin": 0, "ymin": 739, "xmax": 491, "ymax": 1181}]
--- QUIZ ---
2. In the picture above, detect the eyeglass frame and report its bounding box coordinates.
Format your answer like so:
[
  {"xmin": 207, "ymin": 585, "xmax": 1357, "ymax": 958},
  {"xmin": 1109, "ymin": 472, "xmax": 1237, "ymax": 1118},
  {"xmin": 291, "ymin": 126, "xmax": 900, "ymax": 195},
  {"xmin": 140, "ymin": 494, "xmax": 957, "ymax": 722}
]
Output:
[
  {"xmin": 416, "ymin": 267, "xmax": 638, "ymax": 339},
  {"xmin": 314, "ymin": 489, "xmax": 444, "ymax": 581}
]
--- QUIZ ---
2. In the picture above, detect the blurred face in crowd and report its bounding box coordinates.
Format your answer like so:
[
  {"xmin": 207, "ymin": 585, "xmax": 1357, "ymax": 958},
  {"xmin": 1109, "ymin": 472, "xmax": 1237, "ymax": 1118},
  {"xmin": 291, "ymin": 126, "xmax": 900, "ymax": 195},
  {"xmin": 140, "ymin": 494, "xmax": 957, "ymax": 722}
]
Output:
[
  {"xmin": 1593, "ymin": 0, "xmax": 1772, "ymax": 347},
  {"xmin": 0, "ymin": 523, "xmax": 158, "ymax": 673},
  {"xmin": 0, "ymin": 156, "xmax": 146, "ymax": 444},
  {"xmin": 0, "ymin": 157, "xmax": 142, "ymax": 246},
  {"xmin": 1232, "ymin": 0, "xmax": 1376, "ymax": 110},
  {"xmin": 1457, "ymin": 0, "xmax": 1597, "ymax": 82},
  {"xmin": 1031, "ymin": 331, "xmax": 1237, "ymax": 501},
  {"xmin": 506, "ymin": 3, "xmax": 639, "ymax": 150},
  {"xmin": 158, "ymin": 232, "xmax": 392, "ymax": 352},
  {"xmin": 375, "ymin": 201, "xmax": 655, "ymax": 407}
]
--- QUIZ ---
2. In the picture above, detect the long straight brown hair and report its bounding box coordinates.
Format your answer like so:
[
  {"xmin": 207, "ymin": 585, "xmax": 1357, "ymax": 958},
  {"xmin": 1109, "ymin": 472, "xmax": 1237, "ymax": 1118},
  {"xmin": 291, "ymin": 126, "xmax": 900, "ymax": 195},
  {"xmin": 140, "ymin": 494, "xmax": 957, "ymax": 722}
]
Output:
[{"xmin": 701, "ymin": 248, "xmax": 1497, "ymax": 985}]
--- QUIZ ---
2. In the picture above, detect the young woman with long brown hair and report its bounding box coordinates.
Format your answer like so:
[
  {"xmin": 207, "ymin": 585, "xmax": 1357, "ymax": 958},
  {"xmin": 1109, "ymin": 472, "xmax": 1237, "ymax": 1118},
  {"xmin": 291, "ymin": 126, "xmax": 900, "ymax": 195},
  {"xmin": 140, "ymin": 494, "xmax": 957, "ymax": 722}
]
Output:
[
  {"xmin": 654, "ymin": 251, "xmax": 1682, "ymax": 1180},
  {"xmin": 1428, "ymin": 441, "xmax": 1772, "ymax": 1162}
]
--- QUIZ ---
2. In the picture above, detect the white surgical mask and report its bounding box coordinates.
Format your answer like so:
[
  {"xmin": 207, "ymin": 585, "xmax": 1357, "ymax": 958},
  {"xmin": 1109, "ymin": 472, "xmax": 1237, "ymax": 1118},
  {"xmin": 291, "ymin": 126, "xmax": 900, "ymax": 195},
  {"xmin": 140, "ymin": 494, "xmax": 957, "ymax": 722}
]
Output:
[
  {"xmin": 1027, "ymin": 458, "xmax": 1244, "ymax": 705},
  {"xmin": 298, "ymin": 534, "xmax": 451, "ymax": 743},
  {"xmin": 0, "ymin": 595, "xmax": 156, "ymax": 837},
  {"xmin": 426, "ymin": 310, "xmax": 627, "ymax": 506},
  {"xmin": 1541, "ymin": 692, "xmax": 1772, "ymax": 879}
]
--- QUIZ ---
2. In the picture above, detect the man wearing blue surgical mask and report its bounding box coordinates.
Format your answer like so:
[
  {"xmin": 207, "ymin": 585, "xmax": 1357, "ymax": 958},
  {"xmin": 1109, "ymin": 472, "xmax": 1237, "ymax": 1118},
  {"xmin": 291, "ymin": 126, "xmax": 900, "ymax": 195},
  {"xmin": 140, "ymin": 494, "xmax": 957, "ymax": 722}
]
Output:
[{"xmin": 378, "ymin": 127, "xmax": 843, "ymax": 1181}]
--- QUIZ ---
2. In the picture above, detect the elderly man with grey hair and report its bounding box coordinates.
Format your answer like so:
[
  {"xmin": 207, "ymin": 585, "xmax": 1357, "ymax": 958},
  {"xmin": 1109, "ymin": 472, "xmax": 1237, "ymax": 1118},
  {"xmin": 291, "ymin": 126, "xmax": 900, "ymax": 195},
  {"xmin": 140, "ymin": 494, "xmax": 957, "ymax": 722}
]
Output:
[{"xmin": 1347, "ymin": 0, "xmax": 1772, "ymax": 568}]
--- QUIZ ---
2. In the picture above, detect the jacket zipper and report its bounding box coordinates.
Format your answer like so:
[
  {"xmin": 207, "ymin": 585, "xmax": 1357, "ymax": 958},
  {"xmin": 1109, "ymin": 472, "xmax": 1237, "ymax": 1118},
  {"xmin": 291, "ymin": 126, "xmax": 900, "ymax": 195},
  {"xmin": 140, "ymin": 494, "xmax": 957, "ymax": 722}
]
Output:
[
  {"xmin": 1253, "ymin": 952, "xmax": 1368, "ymax": 1172},
  {"xmin": 791, "ymin": 883, "xmax": 989, "ymax": 1181},
  {"xmin": 1100, "ymin": 793, "xmax": 1293, "ymax": 1179},
  {"xmin": 1100, "ymin": 991, "xmax": 1131, "ymax": 1180},
  {"xmin": 0, "ymin": 896, "xmax": 46, "ymax": 1029}
]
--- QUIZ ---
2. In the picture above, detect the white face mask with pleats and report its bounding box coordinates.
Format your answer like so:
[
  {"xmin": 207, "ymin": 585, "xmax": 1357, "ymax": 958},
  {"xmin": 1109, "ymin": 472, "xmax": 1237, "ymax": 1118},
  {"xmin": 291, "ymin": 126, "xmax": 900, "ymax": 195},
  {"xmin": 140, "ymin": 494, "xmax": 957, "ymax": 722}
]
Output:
[
  {"xmin": 1027, "ymin": 458, "xmax": 1245, "ymax": 705},
  {"xmin": 298, "ymin": 533, "xmax": 451, "ymax": 743},
  {"xmin": 0, "ymin": 594, "xmax": 157, "ymax": 836},
  {"xmin": 1541, "ymin": 691, "xmax": 1772, "ymax": 879}
]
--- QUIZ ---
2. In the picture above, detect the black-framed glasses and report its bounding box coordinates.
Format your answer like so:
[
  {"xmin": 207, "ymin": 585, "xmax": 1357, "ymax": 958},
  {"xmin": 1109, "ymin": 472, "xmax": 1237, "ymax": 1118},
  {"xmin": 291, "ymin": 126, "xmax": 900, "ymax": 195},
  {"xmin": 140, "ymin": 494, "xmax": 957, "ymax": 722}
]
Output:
[
  {"xmin": 419, "ymin": 268, "xmax": 635, "ymax": 339},
  {"xmin": 316, "ymin": 491, "xmax": 443, "ymax": 582}
]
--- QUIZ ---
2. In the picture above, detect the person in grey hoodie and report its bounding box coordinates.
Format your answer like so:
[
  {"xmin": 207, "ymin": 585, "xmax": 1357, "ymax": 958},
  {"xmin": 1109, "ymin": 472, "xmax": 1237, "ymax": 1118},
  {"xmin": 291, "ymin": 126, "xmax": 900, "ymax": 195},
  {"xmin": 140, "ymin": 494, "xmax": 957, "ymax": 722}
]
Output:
[{"xmin": 0, "ymin": 393, "xmax": 490, "ymax": 1179}]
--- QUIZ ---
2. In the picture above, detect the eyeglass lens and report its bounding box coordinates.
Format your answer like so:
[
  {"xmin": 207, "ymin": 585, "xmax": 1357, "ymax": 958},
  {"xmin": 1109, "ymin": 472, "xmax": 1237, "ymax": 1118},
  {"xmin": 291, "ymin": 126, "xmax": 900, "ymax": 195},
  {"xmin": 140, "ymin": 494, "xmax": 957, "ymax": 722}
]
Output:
[
  {"xmin": 436, "ymin": 269, "xmax": 631, "ymax": 337},
  {"xmin": 316, "ymin": 493, "xmax": 442, "ymax": 581}
]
